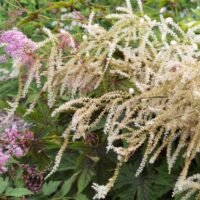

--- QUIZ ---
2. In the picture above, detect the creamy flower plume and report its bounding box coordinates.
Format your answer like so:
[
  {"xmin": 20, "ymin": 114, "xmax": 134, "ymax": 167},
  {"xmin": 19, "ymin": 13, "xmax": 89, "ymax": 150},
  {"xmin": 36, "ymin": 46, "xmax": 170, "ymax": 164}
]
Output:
[{"xmin": 2, "ymin": 0, "xmax": 200, "ymax": 199}]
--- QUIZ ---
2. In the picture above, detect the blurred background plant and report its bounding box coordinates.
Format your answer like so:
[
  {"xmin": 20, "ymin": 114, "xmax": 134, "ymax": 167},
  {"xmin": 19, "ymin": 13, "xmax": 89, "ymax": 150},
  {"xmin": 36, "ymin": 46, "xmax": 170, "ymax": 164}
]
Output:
[{"xmin": 0, "ymin": 0, "xmax": 200, "ymax": 200}]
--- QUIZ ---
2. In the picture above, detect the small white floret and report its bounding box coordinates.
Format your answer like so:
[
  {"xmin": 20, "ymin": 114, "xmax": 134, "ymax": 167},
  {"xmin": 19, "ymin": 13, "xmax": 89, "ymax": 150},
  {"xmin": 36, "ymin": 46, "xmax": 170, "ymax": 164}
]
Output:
[
  {"xmin": 160, "ymin": 7, "xmax": 167, "ymax": 14},
  {"xmin": 92, "ymin": 183, "xmax": 109, "ymax": 199},
  {"xmin": 166, "ymin": 17, "xmax": 173, "ymax": 23},
  {"xmin": 129, "ymin": 88, "xmax": 135, "ymax": 94},
  {"xmin": 170, "ymin": 40, "xmax": 177, "ymax": 46},
  {"xmin": 83, "ymin": 35, "xmax": 88, "ymax": 41}
]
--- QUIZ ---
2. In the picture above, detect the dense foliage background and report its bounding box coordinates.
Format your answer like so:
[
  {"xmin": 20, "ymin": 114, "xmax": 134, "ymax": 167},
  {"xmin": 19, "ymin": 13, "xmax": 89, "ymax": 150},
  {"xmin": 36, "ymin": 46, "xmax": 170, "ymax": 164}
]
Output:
[{"xmin": 0, "ymin": 0, "xmax": 200, "ymax": 200}]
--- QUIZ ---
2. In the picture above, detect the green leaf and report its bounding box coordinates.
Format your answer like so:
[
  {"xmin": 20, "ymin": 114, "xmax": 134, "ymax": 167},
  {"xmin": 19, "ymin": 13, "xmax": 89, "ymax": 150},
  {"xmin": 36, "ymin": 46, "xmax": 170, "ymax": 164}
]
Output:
[
  {"xmin": 113, "ymin": 158, "xmax": 176, "ymax": 200},
  {"xmin": 76, "ymin": 193, "xmax": 89, "ymax": 200},
  {"xmin": 54, "ymin": 172, "xmax": 80, "ymax": 198},
  {"xmin": 0, "ymin": 79, "xmax": 18, "ymax": 99},
  {"xmin": 19, "ymin": 0, "xmax": 35, "ymax": 4},
  {"xmin": 89, "ymin": 117, "xmax": 106, "ymax": 131},
  {"xmin": 68, "ymin": 141, "xmax": 90, "ymax": 152},
  {"xmin": 42, "ymin": 181, "xmax": 61, "ymax": 196},
  {"xmin": 45, "ymin": 1, "xmax": 72, "ymax": 10},
  {"xmin": 0, "ymin": 177, "xmax": 9, "ymax": 194},
  {"xmin": 58, "ymin": 153, "xmax": 76, "ymax": 171},
  {"xmin": 5, "ymin": 188, "xmax": 33, "ymax": 197},
  {"xmin": 78, "ymin": 168, "xmax": 94, "ymax": 193}
]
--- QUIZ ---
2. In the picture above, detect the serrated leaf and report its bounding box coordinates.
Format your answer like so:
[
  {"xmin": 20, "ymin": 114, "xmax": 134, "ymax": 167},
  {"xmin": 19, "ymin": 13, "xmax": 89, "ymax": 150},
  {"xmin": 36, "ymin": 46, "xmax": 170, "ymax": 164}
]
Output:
[
  {"xmin": 0, "ymin": 79, "xmax": 18, "ymax": 99},
  {"xmin": 42, "ymin": 181, "xmax": 61, "ymax": 196},
  {"xmin": 5, "ymin": 187, "xmax": 32, "ymax": 197},
  {"xmin": 54, "ymin": 171, "xmax": 80, "ymax": 198},
  {"xmin": 78, "ymin": 168, "xmax": 94, "ymax": 193},
  {"xmin": 113, "ymin": 158, "xmax": 176, "ymax": 200},
  {"xmin": 58, "ymin": 153, "xmax": 76, "ymax": 171}
]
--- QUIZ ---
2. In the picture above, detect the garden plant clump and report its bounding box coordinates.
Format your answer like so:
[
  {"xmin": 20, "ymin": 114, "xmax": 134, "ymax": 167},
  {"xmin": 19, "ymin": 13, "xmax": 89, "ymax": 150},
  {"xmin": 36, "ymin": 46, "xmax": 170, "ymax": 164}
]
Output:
[{"xmin": 0, "ymin": 0, "xmax": 200, "ymax": 199}]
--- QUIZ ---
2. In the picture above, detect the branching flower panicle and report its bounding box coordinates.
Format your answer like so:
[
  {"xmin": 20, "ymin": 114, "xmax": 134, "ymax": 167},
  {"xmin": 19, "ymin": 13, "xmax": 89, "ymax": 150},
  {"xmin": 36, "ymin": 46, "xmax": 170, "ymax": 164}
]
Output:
[{"xmin": 2, "ymin": 0, "xmax": 200, "ymax": 199}]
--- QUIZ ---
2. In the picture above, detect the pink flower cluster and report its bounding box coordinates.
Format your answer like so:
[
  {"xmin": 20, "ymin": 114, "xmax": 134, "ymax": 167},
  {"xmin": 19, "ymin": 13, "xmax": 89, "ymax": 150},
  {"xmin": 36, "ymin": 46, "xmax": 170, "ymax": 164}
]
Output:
[
  {"xmin": 0, "ymin": 55, "xmax": 7, "ymax": 63},
  {"xmin": 0, "ymin": 28, "xmax": 36, "ymax": 65},
  {"xmin": 0, "ymin": 125, "xmax": 34, "ymax": 173},
  {"xmin": 59, "ymin": 29, "xmax": 78, "ymax": 49}
]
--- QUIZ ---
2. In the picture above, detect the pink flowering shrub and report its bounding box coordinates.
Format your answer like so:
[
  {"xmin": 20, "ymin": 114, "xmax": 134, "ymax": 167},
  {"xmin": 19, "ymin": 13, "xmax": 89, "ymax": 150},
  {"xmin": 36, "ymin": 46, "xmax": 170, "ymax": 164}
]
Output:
[
  {"xmin": 0, "ymin": 28, "xmax": 36, "ymax": 65},
  {"xmin": 0, "ymin": 125, "xmax": 34, "ymax": 173}
]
